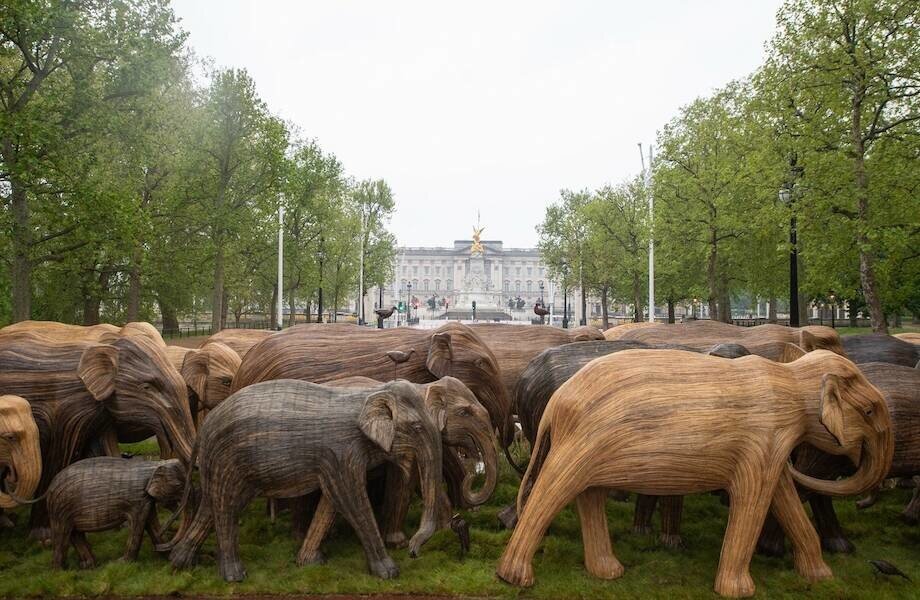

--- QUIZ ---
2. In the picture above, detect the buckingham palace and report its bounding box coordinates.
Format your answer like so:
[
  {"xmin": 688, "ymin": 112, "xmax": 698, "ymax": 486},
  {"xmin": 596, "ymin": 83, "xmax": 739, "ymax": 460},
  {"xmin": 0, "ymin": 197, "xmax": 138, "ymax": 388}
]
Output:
[{"xmin": 365, "ymin": 237, "xmax": 591, "ymax": 323}]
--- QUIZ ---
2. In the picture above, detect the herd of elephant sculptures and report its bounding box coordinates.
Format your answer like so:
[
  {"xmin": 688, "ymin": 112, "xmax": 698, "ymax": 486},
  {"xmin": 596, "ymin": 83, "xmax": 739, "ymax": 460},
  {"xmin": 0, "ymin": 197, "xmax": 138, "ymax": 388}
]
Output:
[{"xmin": 0, "ymin": 317, "xmax": 918, "ymax": 597}]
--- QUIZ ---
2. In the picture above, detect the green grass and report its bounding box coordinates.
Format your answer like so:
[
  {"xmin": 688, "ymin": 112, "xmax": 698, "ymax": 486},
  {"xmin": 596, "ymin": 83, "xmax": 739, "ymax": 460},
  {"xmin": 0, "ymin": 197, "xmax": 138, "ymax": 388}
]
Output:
[
  {"xmin": 834, "ymin": 326, "xmax": 917, "ymax": 337},
  {"xmin": 1, "ymin": 455, "xmax": 918, "ymax": 599}
]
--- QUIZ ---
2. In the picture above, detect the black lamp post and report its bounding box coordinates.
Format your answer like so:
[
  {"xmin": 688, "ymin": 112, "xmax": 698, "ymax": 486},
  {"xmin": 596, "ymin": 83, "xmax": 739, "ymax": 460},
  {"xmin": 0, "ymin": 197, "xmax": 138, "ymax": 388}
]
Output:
[
  {"xmin": 539, "ymin": 281, "xmax": 545, "ymax": 324},
  {"xmin": 829, "ymin": 292, "xmax": 836, "ymax": 329},
  {"xmin": 779, "ymin": 186, "xmax": 800, "ymax": 327},
  {"xmin": 377, "ymin": 284, "xmax": 384, "ymax": 329},
  {"xmin": 562, "ymin": 261, "xmax": 570, "ymax": 329},
  {"xmin": 406, "ymin": 282, "xmax": 412, "ymax": 325}
]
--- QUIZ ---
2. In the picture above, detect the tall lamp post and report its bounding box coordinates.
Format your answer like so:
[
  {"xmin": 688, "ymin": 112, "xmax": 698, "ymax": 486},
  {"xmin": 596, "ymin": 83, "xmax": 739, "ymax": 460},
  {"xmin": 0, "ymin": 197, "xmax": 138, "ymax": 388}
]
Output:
[
  {"xmin": 377, "ymin": 284, "xmax": 384, "ymax": 329},
  {"xmin": 406, "ymin": 282, "xmax": 412, "ymax": 325},
  {"xmin": 539, "ymin": 281, "xmax": 545, "ymax": 324},
  {"xmin": 778, "ymin": 186, "xmax": 800, "ymax": 327},
  {"xmin": 276, "ymin": 205, "xmax": 284, "ymax": 331},
  {"xmin": 562, "ymin": 261, "xmax": 570, "ymax": 329},
  {"xmin": 829, "ymin": 292, "xmax": 836, "ymax": 329}
]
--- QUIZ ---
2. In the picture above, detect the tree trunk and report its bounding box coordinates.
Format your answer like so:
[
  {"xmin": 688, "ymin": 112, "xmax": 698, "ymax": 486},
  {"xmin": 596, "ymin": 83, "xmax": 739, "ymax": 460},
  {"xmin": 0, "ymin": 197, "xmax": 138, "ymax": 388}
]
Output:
[
  {"xmin": 305, "ymin": 300, "xmax": 312, "ymax": 323},
  {"xmin": 849, "ymin": 301, "xmax": 858, "ymax": 328},
  {"xmin": 158, "ymin": 296, "xmax": 179, "ymax": 332},
  {"xmin": 600, "ymin": 286, "xmax": 610, "ymax": 330},
  {"xmin": 707, "ymin": 232, "xmax": 719, "ymax": 322},
  {"xmin": 718, "ymin": 287, "xmax": 732, "ymax": 323},
  {"xmin": 288, "ymin": 293, "xmax": 296, "ymax": 327},
  {"xmin": 211, "ymin": 241, "xmax": 225, "ymax": 332},
  {"xmin": 667, "ymin": 297, "xmax": 675, "ymax": 324},
  {"xmin": 768, "ymin": 296, "xmax": 777, "ymax": 324},
  {"xmin": 851, "ymin": 96, "xmax": 887, "ymax": 333},
  {"xmin": 9, "ymin": 168, "xmax": 31, "ymax": 322},
  {"xmin": 126, "ymin": 244, "xmax": 142, "ymax": 322},
  {"xmin": 220, "ymin": 288, "xmax": 228, "ymax": 330}
]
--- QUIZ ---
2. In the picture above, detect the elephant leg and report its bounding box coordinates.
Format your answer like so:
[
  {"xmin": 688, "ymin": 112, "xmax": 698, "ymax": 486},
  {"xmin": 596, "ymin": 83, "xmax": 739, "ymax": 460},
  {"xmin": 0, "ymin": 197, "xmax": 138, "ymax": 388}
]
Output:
[
  {"xmin": 809, "ymin": 495, "xmax": 853, "ymax": 553},
  {"xmin": 29, "ymin": 501, "xmax": 51, "ymax": 544},
  {"xmin": 296, "ymin": 494, "xmax": 336, "ymax": 566},
  {"xmin": 124, "ymin": 502, "xmax": 152, "ymax": 561},
  {"xmin": 72, "ymin": 531, "xmax": 96, "ymax": 569},
  {"xmin": 496, "ymin": 452, "xmax": 587, "ymax": 587},
  {"xmin": 713, "ymin": 475, "xmax": 775, "ymax": 598},
  {"xmin": 755, "ymin": 512, "xmax": 786, "ymax": 558},
  {"xmin": 659, "ymin": 496, "xmax": 683, "ymax": 548},
  {"xmin": 320, "ymin": 467, "xmax": 398, "ymax": 580},
  {"xmin": 380, "ymin": 462, "xmax": 416, "ymax": 548},
  {"xmin": 169, "ymin": 495, "xmax": 213, "ymax": 569},
  {"xmin": 855, "ymin": 486, "xmax": 879, "ymax": 510},
  {"xmin": 291, "ymin": 492, "xmax": 320, "ymax": 540},
  {"xmin": 633, "ymin": 494, "xmax": 657, "ymax": 535},
  {"xmin": 575, "ymin": 487, "xmax": 623, "ymax": 580},
  {"xmin": 213, "ymin": 488, "xmax": 255, "ymax": 582},
  {"xmin": 770, "ymin": 469, "xmax": 831, "ymax": 582},
  {"xmin": 146, "ymin": 508, "xmax": 164, "ymax": 548},
  {"xmin": 50, "ymin": 521, "xmax": 72, "ymax": 569},
  {"xmin": 902, "ymin": 481, "xmax": 920, "ymax": 524}
]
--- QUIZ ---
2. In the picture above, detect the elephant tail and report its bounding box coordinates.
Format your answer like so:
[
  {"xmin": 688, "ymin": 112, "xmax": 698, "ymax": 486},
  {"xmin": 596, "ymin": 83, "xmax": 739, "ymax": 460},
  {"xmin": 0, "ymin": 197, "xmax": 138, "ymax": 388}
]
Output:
[
  {"xmin": 155, "ymin": 435, "xmax": 199, "ymax": 552},
  {"xmin": 503, "ymin": 438, "xmax": 529, "ymax": 478},
  {"xmin": 516, "ymin": 425, "xmax": 551, "ymax": 516}
]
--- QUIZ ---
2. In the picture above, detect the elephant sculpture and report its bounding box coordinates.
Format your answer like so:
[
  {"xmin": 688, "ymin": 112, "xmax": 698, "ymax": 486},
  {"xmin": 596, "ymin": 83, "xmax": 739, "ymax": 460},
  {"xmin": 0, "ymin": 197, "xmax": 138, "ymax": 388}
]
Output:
[
  {"xmin": 496, "ymin": 349, "xmax": 892, "ymax": 597},
  {"xmin": 47, "ymin": 457, "xmax": 184, "ymax": 568},
  {"xmin": 467, "ymin": 323, "xmax": 603, "ymax": 400},
  {"xmin": 0, "ymin": 320, "xmax": 165, "ymax": 347},
  {"xmin": 164, "ymin": 341, "xmax": 241, "ymax": 423},
  {"xmin": 166, "ymin": 379, "xmax": 446, "ymax": 582},
  {"xmin": 842, "ymin": 333, "xmax": 920, "ymax": 367},
  {"xmin": 0, "ymin": 332, "xmax": 195, "ymax": 536},
  {"xmin": 326, "ymin": 375, "xmax": 497, "ymax": 546},
  {"xmin": 757, "ymin": 361, "xmax": 920, "ymax": 556},
  {"xmin": 204, "ymin": 328, "xmax": 274, "ymax": 358},
  {"xmin": 231, "ymin": 322, "xmax": 513, "ymax": 448},
  {"xmin": 604, "ymin": 321, "xmax": 845, "ymax": 356},
  {"xmin": 0, "ymin": 395, "xmax": 42, "ymax": 527},
  {"xmin": 894, "ymin": 332, "xmax": 920, "ymax": 344}
]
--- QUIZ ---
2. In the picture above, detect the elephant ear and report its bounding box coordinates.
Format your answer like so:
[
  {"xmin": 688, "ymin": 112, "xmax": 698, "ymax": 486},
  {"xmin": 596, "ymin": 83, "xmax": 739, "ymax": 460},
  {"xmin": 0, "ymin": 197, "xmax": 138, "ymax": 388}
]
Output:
[
  {"xmin": 146, "ymin": 459, "xmax": 181, "ymax": 499},
  {"xmin": 799, "ymin": 330, "xmax": 819, "ymax": 352},
  {"xmin": 780, "ymin": 343, "xmax": 807, "ymax": 363},
  {"xmin": 426, "ymin": 333, "xmax": 454, "ymax": 377},
  {"xmin": 819, "ymin": 374, "xmax": 847, "ymax": 446},
  {"xmin": 359, "ymin": 389, "xmax": 399, "ymax": 452},
  {"xmin": 422, "ymin": 384, "xmax": 449, "ymax": 433},
  {"xmin": 180, "ymin": 349, "xmax": 209, "ymax": 402},
  {"xmin": 78, "ymin": 345, "xmax": 119, "ymax": 401}
]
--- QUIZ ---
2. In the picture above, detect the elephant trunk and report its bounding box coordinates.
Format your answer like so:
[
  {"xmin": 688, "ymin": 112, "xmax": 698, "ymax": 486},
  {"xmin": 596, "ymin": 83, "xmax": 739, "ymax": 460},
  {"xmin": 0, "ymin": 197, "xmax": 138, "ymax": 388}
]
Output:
[
  {"xmin": 0, "ymin": 444, "xmax": 42, "ymax": 510},
  {"xmin": 407, "ymin": 435, "xmax": 443, "ymax": 558},
  {"xmin": 459, "ymin": 426, "xmax": 498, "ymax": 506},
  {"xmin": 788, "ymin": 427, "xmax": 893, "ymax": 497}
]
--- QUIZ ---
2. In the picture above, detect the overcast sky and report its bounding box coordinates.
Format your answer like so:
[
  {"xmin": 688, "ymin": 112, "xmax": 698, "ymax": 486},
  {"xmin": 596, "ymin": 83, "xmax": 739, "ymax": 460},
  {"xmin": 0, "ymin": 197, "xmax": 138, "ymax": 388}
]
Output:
[{"xmin": 171, "ymin": 1, "xmax": 784, "ymax": 248}]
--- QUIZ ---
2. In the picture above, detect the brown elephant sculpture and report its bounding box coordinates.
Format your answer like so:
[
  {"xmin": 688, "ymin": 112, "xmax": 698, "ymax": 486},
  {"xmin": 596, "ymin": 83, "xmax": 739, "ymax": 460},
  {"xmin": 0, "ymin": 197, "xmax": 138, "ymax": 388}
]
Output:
[
  {"xmin": 604, "ymin": 321, "xmax": 844, "ymax": 356},
  {"xmin": 47, "ymin": 457, "xmax": 185, "ymax": 568},
  {"xmin": 204, "ymin": 328, "xmax": 274, "ymax": 358},
  {"xmin": 0, "ymin": 332, "xmax": 195, "ymax": 536},
  {"xmin": 467, "ymin": 323, "xmax": 603, "ymax": 399},
  {"xmin": 164, "ymin": 342, "xmax": 241, "ymax": 423},
  {"xmin": 496, "ymin": 349, "xmax": 892, "ymax": 597},
  {"xmin": 232, "ymin": 322, "xmax": 512, "ymax": 448},
  {"xmin": 0, "ymin": 320, "xmax": 165, "ymax": 347},
  {"xmin": 757, "ymin": 361, "xmax": 920, "ymax": 556},
  {"xmin": 0, "ymin": 395, "xmax": 42, "ymax": 528}
]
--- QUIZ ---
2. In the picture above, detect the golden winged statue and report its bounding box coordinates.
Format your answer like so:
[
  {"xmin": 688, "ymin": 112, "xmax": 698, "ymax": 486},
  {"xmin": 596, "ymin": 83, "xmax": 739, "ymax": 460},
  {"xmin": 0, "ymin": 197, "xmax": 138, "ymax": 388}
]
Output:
[{"xmin": 470, "ymin": 226, "xmax": 485, "ymax": 255}]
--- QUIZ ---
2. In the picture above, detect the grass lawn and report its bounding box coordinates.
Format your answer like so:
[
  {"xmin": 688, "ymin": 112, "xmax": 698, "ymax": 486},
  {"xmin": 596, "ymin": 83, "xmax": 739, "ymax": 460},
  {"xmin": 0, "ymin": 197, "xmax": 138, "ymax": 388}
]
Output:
[
  {"xmin": 834, "ymin": 326, "xmax": 917, "ymax": 337},
  {"xmin": 1, "ymin": 443, "xmax": 918, "ymax": 599}
]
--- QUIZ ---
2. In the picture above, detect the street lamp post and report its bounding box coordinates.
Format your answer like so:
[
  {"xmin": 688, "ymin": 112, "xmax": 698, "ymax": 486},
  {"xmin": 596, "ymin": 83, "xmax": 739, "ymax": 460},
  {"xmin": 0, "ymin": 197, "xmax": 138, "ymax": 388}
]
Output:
[
  {"xmin": 562, "ymin": 261, "xmax": 569, "ymax": 329},
  {"xmin": 276, "ymin": 205, "xmax": 284, "ymax": 331},
  {"xmin": 829, "ymin": 292, "xmax": 836, "ymax": 329},
  {"xmin": 407, "ymin": 282, "xmax": 412, "ymax": 325},
  {"xmin": 779, "ymin": 186, "xmax": 800, "ymax": 327},
  {"xmin": 358, "ymin": 208, "xmax": 369, "ymax": 326},
  {"xmin": 539, "ymin": 281, "xmax": 545, "ymax": 324},
  {"xmin": 377, "ymin": 284, "xmax": 384, "ymax": 329}
]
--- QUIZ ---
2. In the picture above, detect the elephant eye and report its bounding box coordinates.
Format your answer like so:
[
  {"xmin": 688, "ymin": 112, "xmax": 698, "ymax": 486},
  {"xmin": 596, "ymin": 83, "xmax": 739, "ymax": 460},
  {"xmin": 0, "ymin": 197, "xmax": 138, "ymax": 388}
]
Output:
[
  {"xmin": 457, "ymin": 407, "xmax": 470, "ymax": 417},
  {"xmin": 412, "ymin": 422, "xmax": 424, "ymax": 432},
  {"xmin": 865, "ymin": 409, "xmax": 873, "ymax": 416},
  {"xmin": 220, "ymin": 378, "xmax": 232, "ymax": 386},
  {"xmin": 141, "ymin": 382, "xmax": 153, "ymax": 391},
  {"xmin": 0, "ymin": 432, "xmax": 16, "ymax": 442}
]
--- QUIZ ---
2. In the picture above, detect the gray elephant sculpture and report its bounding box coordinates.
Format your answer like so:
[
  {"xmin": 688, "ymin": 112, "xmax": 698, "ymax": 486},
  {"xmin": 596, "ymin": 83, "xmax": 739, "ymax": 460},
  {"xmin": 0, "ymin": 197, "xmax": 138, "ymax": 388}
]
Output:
[
  {"xmin": 164, "ymin": 379, "xmax": 446, "ymax": 582},
  {"xmin": 47, "ymin": 457, "xmax": 184, "ymax": 568}
]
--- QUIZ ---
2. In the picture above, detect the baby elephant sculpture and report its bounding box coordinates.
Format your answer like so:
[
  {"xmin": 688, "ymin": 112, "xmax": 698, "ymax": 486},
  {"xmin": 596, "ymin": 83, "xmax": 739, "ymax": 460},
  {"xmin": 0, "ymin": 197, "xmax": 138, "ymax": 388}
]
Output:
[
  {"xmin": 47, "ymin": 457, "xmax": 185, "ymax": 568},
  {"xmin": 496, "ymin": 349, "xmax": 892, "ymax": 598},
  {"xmin": 1, "ymin": 395, "xmax": 42, "ymax": 528}
]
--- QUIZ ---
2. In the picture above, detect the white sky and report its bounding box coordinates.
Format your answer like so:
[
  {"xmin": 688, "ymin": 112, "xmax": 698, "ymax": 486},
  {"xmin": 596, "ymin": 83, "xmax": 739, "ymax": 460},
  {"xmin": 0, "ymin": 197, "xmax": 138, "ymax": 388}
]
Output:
[{"xmin": 171, "ymin": 0, "xmax": 783, "ymax": 248}]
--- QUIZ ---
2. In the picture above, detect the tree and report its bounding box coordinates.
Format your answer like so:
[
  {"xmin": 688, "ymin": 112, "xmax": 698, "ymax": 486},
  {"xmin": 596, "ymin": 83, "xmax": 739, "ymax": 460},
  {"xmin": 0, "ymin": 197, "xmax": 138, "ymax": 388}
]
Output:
[
  {"xmin": 1, "ymin": 0, "xmax": 185, "ymax": 322},
  {"xmin": 538, "ymin": 189, "xmax": 590, "ymax": 319},
  {"xmin": 764, "ymin": 0, "xmax": 920, "ymax": 332},
  {"xmin": 353, "ymin": 178, "xmax": 396, "ymax": 321}
]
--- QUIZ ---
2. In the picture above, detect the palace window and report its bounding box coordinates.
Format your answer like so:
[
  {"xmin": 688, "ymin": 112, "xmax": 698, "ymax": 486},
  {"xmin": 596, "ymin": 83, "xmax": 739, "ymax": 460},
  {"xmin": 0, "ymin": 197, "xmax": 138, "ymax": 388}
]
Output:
[
  {"xmin": 515, "ymin": 281, "xmax": 521, "ymax": 292},
  {"xmin": 413, "ymin": 266, "xmax": 419, "ymax": 276},
  {"xmin": 435, "ymin": 279, "xmax": 441, "ymax": 291},
  {"xmin": 424, "ymin": 266, "xmax": 430, "ymax": 275},
  {"xmin": 527, "ymin": 267, "xmax": 533, "ymax": 276},
  {"xmin": 447, "ymin": 279, "xmax": 453, "ymax": 290},
  {"xmin": 526, "ymin": 280, "xmax": 532, "ymax": 293},
  {"xmin": 423, "ymin": 279, "xmax": 429, "ymax": 290}
]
